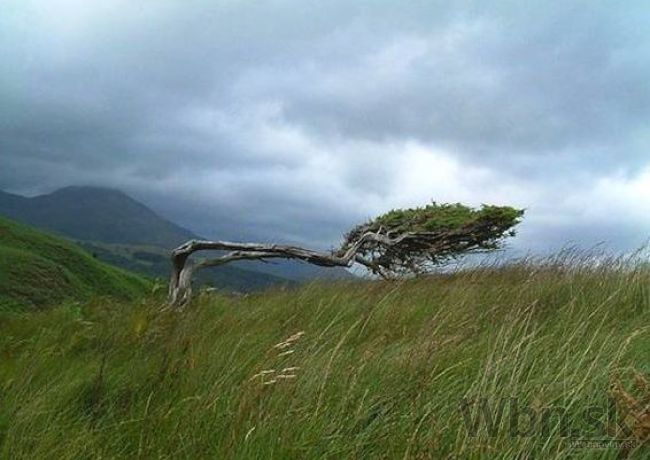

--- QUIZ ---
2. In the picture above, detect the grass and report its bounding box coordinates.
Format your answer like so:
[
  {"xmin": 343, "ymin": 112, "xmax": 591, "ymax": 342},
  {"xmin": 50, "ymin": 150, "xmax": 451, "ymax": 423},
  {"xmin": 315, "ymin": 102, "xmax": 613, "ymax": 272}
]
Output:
[
  {"xmin": 0, "ymin": 250, "xmax": 648, "ymax": 458},
  {"xmin": 0, "ymin": 217, "xmax": 151, "ymax": 310}
]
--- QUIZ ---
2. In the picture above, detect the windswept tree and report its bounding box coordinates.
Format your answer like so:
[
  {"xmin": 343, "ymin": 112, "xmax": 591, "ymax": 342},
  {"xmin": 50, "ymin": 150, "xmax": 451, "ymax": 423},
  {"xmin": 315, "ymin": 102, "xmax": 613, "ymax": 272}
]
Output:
[{"xmin": 169, "ymin": 203, "xmax": 524, "ymax": 306}]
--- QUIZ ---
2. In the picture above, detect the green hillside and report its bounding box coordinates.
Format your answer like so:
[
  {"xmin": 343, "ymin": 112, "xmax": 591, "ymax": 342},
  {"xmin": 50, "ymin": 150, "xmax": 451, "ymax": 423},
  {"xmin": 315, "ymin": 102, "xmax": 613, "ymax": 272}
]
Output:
[
  {"xmin": 0, "ymin": 217, "xmax": 150, "ymax": 310},
  {"xmin": 0, "ymin": 187, "xmax": 294, "ymax": 291},
  {"xmin": 0, "ymin": 253, "xmax": 647, "ymax": 458},
  {"xmin": 0, "ymin": 187, "xmax": 351, "ymax": 288}
]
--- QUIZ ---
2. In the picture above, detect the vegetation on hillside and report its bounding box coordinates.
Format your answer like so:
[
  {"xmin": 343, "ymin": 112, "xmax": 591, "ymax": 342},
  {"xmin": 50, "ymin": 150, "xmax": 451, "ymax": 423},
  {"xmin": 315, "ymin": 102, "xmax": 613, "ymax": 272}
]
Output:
[
  {"xmin": 0, "ymin": 250, "xmax": 647, "ymax": 458},
  {"xmin": 0, "ymin": 187, "xmax": 351, "ymax": 288},
  {"xmin": 0, "ymin": 217, "xmax": 150, "ymax": 310}
]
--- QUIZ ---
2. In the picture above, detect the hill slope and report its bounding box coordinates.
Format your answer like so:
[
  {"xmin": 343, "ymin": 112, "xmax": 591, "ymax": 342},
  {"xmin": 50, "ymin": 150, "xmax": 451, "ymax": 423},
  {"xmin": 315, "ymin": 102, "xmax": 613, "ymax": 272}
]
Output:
[
  {"xmin": 0, "ymin": 187, "xmax": 351, "ymax": 287},
  {"xmin": 0, "ymin": 187, "xmax": 196, "ymax": 247},
  {"xmin": 0, "ymin": 254, "xmax": 647, "ymax": 457},
  {"xmin": 0, "ymin": 217, "xmax": 150, "ymax": 310}
]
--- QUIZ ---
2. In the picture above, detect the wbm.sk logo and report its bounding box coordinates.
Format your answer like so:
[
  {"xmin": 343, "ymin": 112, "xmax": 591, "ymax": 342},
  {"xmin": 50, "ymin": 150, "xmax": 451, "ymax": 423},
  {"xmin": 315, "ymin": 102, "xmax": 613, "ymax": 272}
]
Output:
[{"xmin": 458, "ymin": 396, "xmax": 646, "ymax": 444}]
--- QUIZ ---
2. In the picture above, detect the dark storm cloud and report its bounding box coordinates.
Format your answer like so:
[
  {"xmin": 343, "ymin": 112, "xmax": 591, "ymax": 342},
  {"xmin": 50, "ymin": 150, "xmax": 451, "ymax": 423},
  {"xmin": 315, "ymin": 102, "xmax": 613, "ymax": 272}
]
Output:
[{"xmin": 1, "ymin": 0, "xmax": 649, "ymax": 250}]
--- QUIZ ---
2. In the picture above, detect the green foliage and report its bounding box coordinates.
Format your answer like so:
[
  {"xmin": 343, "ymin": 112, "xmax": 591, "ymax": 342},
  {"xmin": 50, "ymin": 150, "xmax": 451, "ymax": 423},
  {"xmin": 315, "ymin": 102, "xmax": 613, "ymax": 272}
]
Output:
[
  {"xmin": 343, "ymin": 202, "xmax": 524, "ymax": 275},
  {"xmin": 0, "ymin": 252, "xmax": 647, "ymax": 458},
  {"xmin": 0, "ymin": 217, "xmax": 151, "ymax": 310},
  {"xmin": 374, "ymin": 202, "xmax": 523, "ymax": 234}
]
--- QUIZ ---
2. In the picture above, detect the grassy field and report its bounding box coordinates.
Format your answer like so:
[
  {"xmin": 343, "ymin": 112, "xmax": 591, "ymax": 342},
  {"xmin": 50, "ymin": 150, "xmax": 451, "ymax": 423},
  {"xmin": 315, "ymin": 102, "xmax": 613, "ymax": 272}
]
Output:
[
  {"xmin": 0, "ymin": 217, "xmax": 151, "ymax": 310},
  {"xmin": 0, "ymin": 251, "xmax": 648, "ymax": 458}
]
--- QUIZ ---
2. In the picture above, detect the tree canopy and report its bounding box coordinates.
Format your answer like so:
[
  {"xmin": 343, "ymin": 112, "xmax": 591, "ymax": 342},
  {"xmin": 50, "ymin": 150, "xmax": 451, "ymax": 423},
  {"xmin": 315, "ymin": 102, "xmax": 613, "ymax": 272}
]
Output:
[{"xmin": 340, "ymin": 203, "xmax": 524, "ymax": 277}]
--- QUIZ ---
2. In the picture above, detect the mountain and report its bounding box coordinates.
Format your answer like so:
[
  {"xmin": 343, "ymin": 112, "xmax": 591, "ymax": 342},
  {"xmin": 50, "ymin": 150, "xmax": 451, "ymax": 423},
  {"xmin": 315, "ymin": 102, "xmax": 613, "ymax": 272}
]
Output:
[
  {"xmin": 0, "ymin": 187, "xmax": 196, "ymax": 247},
  {"xmin": 0, "ymin": 186, "xmax": 351, "ymax": 289},
  {"xmin": 0, "ymin": 216, "xmax": 150, "ymax": 310}
]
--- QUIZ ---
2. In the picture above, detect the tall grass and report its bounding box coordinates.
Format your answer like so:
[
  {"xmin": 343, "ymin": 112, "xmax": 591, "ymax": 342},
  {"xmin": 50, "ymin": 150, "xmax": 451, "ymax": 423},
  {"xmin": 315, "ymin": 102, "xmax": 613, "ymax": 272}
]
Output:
[{"xmin": 0, "ymin": 250, "xmax": 648, "ymax": 458}]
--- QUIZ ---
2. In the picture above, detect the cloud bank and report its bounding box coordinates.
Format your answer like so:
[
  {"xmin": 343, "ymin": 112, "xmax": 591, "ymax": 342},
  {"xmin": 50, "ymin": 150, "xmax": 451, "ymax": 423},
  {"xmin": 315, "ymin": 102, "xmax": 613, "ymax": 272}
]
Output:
[{"xmin": 1, "ymin": 0, "xmax": 649, "ymax": 252}]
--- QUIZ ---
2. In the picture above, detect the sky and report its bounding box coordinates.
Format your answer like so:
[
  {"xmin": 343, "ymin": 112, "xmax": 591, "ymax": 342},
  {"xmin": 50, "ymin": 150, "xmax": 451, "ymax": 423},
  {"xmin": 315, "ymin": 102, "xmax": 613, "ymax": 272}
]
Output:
[{"xmin": 1, "ymin": 0, "xmax": 649, "ymax": 254}]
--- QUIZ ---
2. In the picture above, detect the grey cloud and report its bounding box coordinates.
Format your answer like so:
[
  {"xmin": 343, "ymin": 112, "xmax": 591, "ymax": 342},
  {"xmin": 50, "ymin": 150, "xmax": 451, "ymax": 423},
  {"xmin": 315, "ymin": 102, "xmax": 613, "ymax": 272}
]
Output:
[
  {"xmin": 245, "ymin": 5, "xmax": 650, "ymax": 171},
  {"xmin": 1, "ymin": 0, "xmax": 649, "ymax": 251}
]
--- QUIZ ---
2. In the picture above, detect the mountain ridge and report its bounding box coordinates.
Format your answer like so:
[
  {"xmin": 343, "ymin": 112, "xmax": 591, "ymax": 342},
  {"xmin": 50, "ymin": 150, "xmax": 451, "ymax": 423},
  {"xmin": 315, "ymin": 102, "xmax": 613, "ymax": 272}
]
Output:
[
  {"xmin": 0, "ymin": 186, "xmax": 197, "ymax": 247},
  {"xmin": 0, "ymin": 186, "xmax": 352, "ymax": 288}
]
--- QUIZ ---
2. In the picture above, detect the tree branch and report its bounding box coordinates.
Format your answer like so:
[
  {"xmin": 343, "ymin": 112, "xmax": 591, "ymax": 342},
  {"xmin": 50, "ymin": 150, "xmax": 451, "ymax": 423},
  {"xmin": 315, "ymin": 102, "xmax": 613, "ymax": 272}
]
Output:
[{"xmin": 168, "ymin": 237, "xmax": 374, "ymax": 307}]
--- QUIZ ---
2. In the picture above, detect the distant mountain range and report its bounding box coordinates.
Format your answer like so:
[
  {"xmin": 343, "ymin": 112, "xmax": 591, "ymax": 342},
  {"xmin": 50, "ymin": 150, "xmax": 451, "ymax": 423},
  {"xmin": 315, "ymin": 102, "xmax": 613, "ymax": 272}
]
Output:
[{"xmin": 0, "ymin": 186, "xmax": 351, "ymax": 290}]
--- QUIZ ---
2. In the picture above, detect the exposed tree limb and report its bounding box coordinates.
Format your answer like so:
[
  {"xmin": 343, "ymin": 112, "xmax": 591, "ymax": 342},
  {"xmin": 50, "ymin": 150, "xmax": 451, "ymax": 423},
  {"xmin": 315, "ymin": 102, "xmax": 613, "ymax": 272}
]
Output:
[{"xmin": 168, "ymin": 238, "xmax": 369, "ymax": 306}]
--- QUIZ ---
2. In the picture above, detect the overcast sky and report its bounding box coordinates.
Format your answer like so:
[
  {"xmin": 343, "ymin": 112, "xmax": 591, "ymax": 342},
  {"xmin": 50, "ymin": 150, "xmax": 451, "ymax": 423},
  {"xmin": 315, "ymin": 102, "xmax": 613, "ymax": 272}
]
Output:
[{"xmin": 1, "ymin": 0, "xmax": 649, "ymax": 253}]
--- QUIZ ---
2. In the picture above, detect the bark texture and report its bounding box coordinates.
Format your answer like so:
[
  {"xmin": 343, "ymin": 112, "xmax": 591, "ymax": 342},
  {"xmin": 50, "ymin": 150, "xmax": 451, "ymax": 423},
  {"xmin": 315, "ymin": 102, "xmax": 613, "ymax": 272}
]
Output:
[{"xmin": 168, "ymin": 235, "xmax": 376, "ymax": 307}]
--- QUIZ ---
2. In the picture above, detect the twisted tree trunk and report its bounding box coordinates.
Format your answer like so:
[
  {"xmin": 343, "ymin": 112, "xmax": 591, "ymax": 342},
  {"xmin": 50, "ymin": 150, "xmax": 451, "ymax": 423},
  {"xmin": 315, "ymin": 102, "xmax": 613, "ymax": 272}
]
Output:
[{"xmin": 168, "ymin": 236, "xmax": 380, "ymax": 307}]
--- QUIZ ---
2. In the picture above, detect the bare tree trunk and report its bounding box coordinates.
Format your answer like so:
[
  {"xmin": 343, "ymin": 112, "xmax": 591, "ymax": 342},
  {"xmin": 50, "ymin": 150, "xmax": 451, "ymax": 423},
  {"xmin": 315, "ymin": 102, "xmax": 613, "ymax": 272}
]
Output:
[
  {"xmin": 168, "ymin": 259, "xmax": 195, "ymax": 307},
  {"xmin": 167, "ymin": 236, "xmax": 382, "ymax": 308}
]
